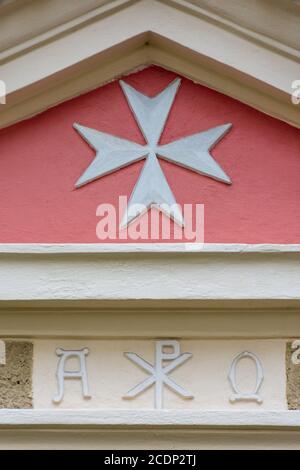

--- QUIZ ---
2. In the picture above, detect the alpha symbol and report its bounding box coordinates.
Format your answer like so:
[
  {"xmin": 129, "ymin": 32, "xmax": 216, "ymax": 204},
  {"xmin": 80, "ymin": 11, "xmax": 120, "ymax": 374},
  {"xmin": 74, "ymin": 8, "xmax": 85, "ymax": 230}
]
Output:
[
  {"xmin": 53, "ymin": 348, "xmax": 91, "ymax": 403},
  {"xmin": 123, "ymin": 340, "xmax": 193, "ymax": 409}
]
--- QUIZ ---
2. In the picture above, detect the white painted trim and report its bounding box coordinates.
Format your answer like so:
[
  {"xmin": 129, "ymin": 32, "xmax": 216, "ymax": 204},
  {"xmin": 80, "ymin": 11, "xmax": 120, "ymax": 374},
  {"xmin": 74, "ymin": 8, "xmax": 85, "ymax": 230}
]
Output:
[
  {"xmin": 0, "ymin": 244, "xmax": 299, "ymax": 301},
  {"xmin": 0, "ymin": 0, "xmax": 135, "ymax": 60},
  {"xmin": 0, "ymin": 243, "xmax": 299, "ymax": 254},
  {"xmin": 0, "ymin": 410, "xmax": 299, "ymax": 428},
  {"xmin": 167, "ymin": 0, "xmax": 300, "ymax": 61},
  {"xmin": 1, "ymin": 0, "xmax": 300, "ymax": 129},
  {"xmin": 1, "ymin": 0, "xmax": 299, "ymax": 63}
]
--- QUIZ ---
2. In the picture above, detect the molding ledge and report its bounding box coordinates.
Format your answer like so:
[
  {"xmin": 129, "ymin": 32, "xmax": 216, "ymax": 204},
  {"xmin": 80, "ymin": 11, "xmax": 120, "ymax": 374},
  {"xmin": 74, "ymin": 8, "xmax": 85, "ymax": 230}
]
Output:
[
  {"xmin": 0, "ymin": 410, "xmax": 299, "ymax": 429},
  {"xmin": 0, "ymin": 243, "xmax": 299, "ymax": 254},
  {"xmin": 0, "ymin": 244, "xmax": 299, "ymax": 301}
]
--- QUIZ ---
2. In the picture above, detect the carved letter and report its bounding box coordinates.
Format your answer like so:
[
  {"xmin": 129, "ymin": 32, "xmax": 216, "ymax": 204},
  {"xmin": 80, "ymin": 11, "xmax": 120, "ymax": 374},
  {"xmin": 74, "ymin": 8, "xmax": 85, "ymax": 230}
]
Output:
[
  {"xmin": 228, "ymin": 351, "xmax": 264, "ymax": 404},
  {"xmin": 53, "ymin": 348, "xmax": 91, "ymax": 403}
]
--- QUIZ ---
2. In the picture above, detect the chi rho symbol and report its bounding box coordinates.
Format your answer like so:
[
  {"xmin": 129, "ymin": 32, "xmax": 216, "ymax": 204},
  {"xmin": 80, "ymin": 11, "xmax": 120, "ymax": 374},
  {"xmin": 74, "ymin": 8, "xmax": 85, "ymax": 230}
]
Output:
[{"xmin": 123, "ymin": 340, "xmax": 193, "ymax": 409}]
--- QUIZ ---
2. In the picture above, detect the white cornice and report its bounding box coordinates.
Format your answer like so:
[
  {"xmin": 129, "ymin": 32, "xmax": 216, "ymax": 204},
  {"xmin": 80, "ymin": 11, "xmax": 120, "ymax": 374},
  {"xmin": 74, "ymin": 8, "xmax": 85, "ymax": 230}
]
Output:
[
  {"xmin": 1, "ymin": 0, "xmax": 299, "ymax": 62},
  {"xmin": 0, "ymin": 244, "xmax": 299, "ymax": 302},
  {"xmin": 0, "ymin": 243, "xmax": 299, "ymax": 254},
  {"xmin": 0, "ymin": 0, "xmax": 299, "ymax": 129},
  {"xmin": 164, "ymin": 0, "xmax": 300, "ymax": 61},
  {"xmin": 0, "ymin": 0, "xmax": 136, "ymax": 62}
]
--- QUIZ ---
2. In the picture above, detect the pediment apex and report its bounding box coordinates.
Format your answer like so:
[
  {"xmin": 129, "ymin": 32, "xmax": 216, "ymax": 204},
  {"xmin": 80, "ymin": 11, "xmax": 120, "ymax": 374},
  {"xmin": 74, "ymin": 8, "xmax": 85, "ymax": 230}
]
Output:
[{"xmin": 0, "ymin": 0, "xmax": 299, "ymax": 129}]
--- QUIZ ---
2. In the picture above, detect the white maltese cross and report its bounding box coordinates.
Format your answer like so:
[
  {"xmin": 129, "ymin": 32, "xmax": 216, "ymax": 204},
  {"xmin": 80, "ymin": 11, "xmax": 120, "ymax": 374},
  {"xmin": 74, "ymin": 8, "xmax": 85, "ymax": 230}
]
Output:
[{"xmin": 74, "ymin": 78, "xmax": 232, "ymax": 227}]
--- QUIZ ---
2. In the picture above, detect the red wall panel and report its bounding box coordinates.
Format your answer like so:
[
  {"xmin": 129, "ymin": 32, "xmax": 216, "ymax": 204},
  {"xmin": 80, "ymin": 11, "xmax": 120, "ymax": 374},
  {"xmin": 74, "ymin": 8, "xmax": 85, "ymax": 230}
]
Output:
[{"xmin": 0, "ymin": 66, "xmax": 299, "ymax": 243}]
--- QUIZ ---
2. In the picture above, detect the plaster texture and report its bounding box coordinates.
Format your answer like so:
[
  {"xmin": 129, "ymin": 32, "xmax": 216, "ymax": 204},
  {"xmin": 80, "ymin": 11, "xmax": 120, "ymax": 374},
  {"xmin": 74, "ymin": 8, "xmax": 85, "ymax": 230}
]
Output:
[
  {"xmin": 0, "ymin": 341, "xmax": 33, "ymax": 409},
  {"xmin": 286, "ymin": 341, "xmax": 300, "ymax": 410}
]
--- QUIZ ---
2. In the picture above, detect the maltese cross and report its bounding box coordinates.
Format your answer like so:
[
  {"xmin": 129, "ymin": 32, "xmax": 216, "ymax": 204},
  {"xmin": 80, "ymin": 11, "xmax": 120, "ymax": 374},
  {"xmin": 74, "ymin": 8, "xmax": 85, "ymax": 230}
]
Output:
[{"xmin": 74, "ymin": 78, "xmax": 232, "ymax": 227}]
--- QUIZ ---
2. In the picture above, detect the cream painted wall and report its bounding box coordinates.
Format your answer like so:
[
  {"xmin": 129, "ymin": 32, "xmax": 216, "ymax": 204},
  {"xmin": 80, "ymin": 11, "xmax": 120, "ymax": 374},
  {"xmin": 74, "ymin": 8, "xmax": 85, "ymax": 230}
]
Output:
[{"xmin": 33, "ymin": 339, "xmax": 286, "ymax": 410}]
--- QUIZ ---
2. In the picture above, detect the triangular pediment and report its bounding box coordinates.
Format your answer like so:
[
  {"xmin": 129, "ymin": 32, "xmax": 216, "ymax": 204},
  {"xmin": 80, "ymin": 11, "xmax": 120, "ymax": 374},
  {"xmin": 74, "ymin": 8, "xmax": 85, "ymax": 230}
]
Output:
[{"xmin": 0, "ymin": 0, "xmax": 299, "ymax": 244}]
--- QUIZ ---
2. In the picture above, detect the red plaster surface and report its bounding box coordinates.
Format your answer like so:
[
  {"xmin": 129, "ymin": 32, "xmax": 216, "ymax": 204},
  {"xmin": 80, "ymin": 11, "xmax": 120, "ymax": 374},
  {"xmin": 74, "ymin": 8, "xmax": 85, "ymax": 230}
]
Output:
[{"xmin": 0, "ymin": 65, "xmax": 299, "ymax": 243}]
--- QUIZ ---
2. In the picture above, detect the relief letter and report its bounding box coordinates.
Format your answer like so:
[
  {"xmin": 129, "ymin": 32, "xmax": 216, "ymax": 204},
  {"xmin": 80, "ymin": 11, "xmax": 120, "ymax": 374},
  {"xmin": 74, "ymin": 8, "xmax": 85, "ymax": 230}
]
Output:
[{"xmin": 53, "ymin": 348, "xmax": 91, "ymax": 403}]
